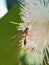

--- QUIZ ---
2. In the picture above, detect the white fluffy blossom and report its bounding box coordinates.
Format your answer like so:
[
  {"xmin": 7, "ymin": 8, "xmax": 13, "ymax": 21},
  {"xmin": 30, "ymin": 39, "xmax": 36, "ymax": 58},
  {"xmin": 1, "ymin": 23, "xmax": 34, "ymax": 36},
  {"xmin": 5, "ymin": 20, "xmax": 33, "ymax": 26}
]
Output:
[{"xmin": 19, "ymin": 0, "xmax": 49, "ymax": 65}]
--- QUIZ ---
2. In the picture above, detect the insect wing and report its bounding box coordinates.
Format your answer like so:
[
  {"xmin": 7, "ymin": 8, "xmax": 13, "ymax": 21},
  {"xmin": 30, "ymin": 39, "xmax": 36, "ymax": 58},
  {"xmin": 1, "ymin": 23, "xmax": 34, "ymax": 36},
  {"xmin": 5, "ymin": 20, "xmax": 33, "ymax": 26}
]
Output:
[{"xmin": 12, "ymin": 32, "xmax": 23, "ymax": 40}]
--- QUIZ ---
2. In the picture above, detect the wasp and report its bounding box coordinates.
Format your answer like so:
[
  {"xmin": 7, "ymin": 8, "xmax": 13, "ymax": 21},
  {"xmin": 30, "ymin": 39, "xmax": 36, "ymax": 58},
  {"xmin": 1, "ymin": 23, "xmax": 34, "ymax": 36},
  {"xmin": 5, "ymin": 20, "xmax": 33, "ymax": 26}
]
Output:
[
  {"xmin": 12, "ymin": 27, "xmax": 29, "ymax": 46},
  {"xmin": 23, "ymin": 27, "xmax": 29, "ymax": 46}
]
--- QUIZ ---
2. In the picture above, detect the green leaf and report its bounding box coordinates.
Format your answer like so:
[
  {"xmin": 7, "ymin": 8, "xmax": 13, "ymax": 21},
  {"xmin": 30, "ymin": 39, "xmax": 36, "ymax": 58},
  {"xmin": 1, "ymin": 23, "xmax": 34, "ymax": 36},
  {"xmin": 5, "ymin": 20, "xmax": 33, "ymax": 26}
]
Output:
[
  {"xmin": 43, "ymin": 46, "xmax": 49, "ymax": 65},
  {"xmin": 0, "ymin": 5, "xmax": 22, "ymax": 65}
]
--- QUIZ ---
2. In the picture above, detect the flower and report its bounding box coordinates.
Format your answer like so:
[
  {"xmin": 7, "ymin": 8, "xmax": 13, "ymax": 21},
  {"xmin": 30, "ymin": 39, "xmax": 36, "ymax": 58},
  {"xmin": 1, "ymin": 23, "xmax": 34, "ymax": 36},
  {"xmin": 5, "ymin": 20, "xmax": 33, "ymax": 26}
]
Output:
[{"xmin": 19, "ymin": 0, "xmax": 49, "ymax": 65}]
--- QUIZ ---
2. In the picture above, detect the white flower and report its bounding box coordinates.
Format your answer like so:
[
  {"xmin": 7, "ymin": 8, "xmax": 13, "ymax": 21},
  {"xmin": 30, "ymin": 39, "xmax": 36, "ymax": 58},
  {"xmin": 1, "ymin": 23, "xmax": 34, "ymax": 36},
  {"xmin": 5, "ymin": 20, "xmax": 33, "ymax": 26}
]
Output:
[{"xmin": 19, "ymin": 0, "xmax": 49, "ymax": 65}]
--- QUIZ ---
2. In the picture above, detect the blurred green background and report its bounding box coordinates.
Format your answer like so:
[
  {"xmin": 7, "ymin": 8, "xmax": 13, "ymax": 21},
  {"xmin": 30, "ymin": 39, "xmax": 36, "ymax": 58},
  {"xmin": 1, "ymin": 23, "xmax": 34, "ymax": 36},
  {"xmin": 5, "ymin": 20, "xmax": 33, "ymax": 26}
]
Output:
[{"xmin": 0, "ymin": 5, "xmax": 22, "ymax": 65}]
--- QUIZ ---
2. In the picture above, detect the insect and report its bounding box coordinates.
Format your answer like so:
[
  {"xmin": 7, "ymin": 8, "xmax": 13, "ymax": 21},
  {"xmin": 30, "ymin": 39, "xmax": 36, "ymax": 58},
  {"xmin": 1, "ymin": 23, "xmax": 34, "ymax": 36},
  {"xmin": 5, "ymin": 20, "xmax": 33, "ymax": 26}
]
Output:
[
  {"xmin": 12, "ymin": 27, "xmax": 29, "ymax": 46},
  {"xmin": 23, "ymin": 27, "xmax": 29, "ymax": 46}
]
